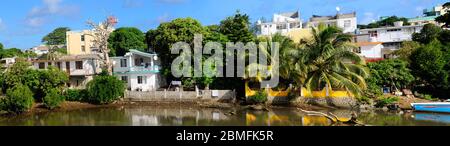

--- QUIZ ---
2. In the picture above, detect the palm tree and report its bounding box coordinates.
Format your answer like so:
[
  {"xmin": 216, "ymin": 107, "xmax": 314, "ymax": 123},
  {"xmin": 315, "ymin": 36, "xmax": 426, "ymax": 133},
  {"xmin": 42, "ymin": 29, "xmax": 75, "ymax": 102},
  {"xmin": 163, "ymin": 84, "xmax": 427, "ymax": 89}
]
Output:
[
  {"xmin": 294, "ymin": 25, "xmax": 369, "ymax": 97},
  {"xmin": 245, "ymin": 33, "xmax": 296, "ymax": 85}
]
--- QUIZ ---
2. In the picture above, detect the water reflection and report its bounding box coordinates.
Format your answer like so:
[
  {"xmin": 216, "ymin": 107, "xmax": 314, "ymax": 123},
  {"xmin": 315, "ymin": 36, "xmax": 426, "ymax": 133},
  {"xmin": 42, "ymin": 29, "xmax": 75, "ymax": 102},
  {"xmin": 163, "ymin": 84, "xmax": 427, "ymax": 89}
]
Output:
[
  {"xmin": 1, "ymin": 106, "xmax": 450, "ymax": 126},
  {"xmin": 413, "ymin": 113, "xmax": 450, "ymax": 124}
]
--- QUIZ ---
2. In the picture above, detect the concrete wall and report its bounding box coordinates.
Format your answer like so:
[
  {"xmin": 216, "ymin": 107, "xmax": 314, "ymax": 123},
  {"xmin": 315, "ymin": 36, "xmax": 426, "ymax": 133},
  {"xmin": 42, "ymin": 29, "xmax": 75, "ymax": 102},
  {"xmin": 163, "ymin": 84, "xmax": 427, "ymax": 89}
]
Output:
[
  {"xmin": 124, "ymin": 90, "xmax": 236, "ymax": 103},
  {"xmin": 360, "ymin": 44, "xmax": 383, "ymax": 58},
  {"xmin": 66, "ymin": 30, "xmax": 96, "ymax": 55}
]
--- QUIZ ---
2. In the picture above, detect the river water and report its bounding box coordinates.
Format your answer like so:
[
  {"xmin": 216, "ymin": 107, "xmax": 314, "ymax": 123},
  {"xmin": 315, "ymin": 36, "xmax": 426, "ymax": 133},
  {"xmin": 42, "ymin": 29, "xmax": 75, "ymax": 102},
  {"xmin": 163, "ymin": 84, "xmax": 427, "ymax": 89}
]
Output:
[{"xmin": 1, "ymin": 106, "xmax": 449, "ymax": 126}]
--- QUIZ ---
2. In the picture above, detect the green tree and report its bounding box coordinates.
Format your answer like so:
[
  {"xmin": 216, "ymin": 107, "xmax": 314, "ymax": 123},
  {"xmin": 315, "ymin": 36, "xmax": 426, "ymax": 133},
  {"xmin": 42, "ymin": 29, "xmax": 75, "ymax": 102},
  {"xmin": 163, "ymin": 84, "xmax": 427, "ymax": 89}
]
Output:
[
  {"xmin": 43, "ymin": 88, "xmax": 64, "ymax": 109},
  {"xmin": 392, "ymin": 41, "xmax": 421, "ymax": 62},
  {"xmin": 86, "ymin": 74, "xmax": 125, "ymax": 104},
  {"xmin": 367, "ymin": 59, "xmax": 415, "ymax": 89},
  {"xmin": 297, "ymin": 25, "xmax": 369, "ymax": 97},
  {"xmin": 0, "ymin": 84, "xmax": 34, "ymax": 113},
  {"xmin": 146, "ymin": 18, "xmax": 207, "ymax": 69},
  {"xmin": 2, "ymin": 61, "xmax": 68, "ymax": 101},
  {"xmin": 219, "ymin": 10, "xmax": 255, "ymax": 43},
  {"xmin": 1, "ymin": 48, "xmax": 23, "ymax": 58},
  {"xmin": 412, "ymin": 23, "xmax": 442, "ymax": 44},
  {"xmin": 108, "ymin": 27, "xmax": 147, "ymax": 56},
  {"xmin": 42, "ymin": 27, "xmax": 70, "ymax": 45},
  {"xmin": 358, "ymin": 16, "xmax": 410, "ymax": 29},
  {"xmin": 410, "ymin": 40, "xmax": 449, "ymax": 90}
]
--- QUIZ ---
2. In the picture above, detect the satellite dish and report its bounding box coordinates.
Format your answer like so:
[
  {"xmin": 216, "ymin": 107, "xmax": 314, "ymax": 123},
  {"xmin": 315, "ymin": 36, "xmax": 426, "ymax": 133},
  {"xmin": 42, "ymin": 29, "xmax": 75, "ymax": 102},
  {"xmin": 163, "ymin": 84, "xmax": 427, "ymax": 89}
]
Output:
[{"xmin": 336, "ymin": 7, "xmax": 341, "ymax": 12}]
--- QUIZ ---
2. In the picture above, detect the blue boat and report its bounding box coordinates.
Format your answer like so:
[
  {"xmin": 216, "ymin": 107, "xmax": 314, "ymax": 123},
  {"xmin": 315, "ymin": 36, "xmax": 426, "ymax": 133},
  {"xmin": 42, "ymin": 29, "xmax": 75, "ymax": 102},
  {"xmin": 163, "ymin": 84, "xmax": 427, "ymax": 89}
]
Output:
[{"xmin": 411, "ymin": 103, "xmax": 450, "ymax": 113}]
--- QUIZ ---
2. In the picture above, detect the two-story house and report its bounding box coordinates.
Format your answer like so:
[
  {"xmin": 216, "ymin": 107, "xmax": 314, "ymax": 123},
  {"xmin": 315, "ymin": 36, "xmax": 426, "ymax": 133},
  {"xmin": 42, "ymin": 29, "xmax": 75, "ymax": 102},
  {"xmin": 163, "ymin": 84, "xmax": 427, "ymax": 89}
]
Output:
[
  {"xmin": 356, "ymin": 21, "xmax": 424, "ymax": 59},
  {"xmin": 111, "ymin": 49, "xmax": 161, "ymax": 92},
  {"xmin": 31, "ymin": 54, "xmax": 102, "ymax": 88}
]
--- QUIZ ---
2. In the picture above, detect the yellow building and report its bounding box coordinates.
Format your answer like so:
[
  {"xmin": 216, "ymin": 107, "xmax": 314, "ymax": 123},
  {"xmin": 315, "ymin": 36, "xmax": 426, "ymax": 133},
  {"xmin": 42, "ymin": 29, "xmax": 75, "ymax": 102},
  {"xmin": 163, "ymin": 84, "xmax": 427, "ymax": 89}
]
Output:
[
  {"xmin": 286, "ymin": 28, "xmax": 313, "ymax": 43},
  {"xmin": 66, "ymin": 30, "xmax": 98, "ymax": 55}
]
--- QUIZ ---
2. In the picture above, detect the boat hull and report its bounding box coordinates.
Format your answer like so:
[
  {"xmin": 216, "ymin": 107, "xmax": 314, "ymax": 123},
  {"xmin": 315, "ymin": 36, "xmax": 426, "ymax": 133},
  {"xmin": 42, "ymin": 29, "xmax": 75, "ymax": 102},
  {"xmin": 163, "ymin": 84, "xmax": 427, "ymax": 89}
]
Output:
[{"xmin": 411, "ymin": 103, "xmax": 450, "ymax": 113}]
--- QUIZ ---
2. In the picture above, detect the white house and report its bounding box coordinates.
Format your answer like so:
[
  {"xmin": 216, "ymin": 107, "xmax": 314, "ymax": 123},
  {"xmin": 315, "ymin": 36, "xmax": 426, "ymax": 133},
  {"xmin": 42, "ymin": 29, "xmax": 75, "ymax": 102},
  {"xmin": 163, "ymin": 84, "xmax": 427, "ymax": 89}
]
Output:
[
  {"xmin": 357, "ymin": 22, "xmax": 424, "ymax": 59},
  {"xmin": 305, "ymin": 12, "xmax": 357, "ymax": 33},
  {"xmin": 31, "ymin": 54, "xmax": 102, "ymax": 88},
  {"xmin": 111, "ymin": 49, "xmax": 161, "ymax": 92},
  {"xmin": 28, "ymin": 45, "xmax": 50, "ymax": 56},
  {"xmin": 257, "ymin": 11, "xmax": 303, "ymax": 36},
  {"xmin": 1, "ymin": 57, "xmax": 16, "ymax": 69}
]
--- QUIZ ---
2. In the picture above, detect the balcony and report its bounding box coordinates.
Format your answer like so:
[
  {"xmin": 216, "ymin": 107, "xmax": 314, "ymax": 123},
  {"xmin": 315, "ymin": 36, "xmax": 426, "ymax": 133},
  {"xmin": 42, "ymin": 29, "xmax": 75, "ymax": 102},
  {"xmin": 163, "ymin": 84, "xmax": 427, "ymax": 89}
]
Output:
[{"xmin": 129, "ymin": 65, "xmax": 160, "ymax": 73}]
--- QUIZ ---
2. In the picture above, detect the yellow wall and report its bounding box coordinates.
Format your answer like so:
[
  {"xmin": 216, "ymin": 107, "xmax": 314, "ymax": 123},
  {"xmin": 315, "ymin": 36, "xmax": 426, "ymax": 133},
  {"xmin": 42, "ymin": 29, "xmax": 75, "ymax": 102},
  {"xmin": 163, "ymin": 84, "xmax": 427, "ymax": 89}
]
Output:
[
  {"xmin": 66, "ymin": 30, "xmax": 95, "ymax": 55},
  {"xmin": 286, "ymin": 28, "xmax": 313, "ymax": 43},
  {"xmin": 245, "ymin": 82, "xmax": 353, "ymax": 98}
]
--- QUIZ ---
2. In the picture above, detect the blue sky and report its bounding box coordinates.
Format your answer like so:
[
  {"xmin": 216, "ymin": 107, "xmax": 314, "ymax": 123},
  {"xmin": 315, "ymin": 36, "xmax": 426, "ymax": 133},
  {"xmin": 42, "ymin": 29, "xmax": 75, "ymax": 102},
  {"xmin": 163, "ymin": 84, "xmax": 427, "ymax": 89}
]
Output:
[{"xmin": 0, "ymin": 0, "xmax": 447, "ymax": 49}]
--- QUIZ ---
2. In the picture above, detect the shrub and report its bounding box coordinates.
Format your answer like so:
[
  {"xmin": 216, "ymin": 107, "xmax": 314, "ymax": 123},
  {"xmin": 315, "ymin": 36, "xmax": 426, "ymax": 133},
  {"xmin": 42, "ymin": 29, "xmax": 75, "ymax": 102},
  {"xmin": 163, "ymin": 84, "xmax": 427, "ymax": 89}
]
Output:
[
  {"xmin": 357, "ymin": 96, "xmax": 372, "ymax": 105},
  {"xmin": 375, "ymin": 96, "xmax": 399, "ymax": 107},
  {"xmin": 86, "ymin": 75, "xmax": 125, "ymax": 104},
  {"xmin": 0, "ymin": 84, "xmax": 34, "ymax": 113},
  {"xmin": 65, "ymin": 89, "xmax": 88, "ymax": 102},
  {"xmin": 43, "ymin": 88, "xmax": 64, "ymax": 109},
  {"xmin": 248, "ymin": 90, "xmax": 268, "ymax": 104}
]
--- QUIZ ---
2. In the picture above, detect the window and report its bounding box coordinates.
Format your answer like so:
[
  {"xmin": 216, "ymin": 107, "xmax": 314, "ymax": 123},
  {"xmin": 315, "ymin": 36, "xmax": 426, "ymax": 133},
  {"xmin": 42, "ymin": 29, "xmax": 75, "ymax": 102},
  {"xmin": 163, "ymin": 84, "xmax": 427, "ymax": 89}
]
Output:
[
  {"xmin": 137, "ymin": 76, "xmax": 143, "ymax": 84},
  {"xmin": 81, "ymin": 46, "xmax": 86, "ymax": 52},
  {"xmin": 276, "ymin": 24, "xmax": 287, "ymax": 29},
  {"xmin": 121, "ymin": 76, "xmax": 128, "ymax": 83},
  {"xmin": 387, "ymin": 29, "xmax": 401, "ymax": 32},
  {"xmin": 120, "ymin": 59, "xmax": 127, "ymax": 67},
  {"xmin": 66, "ymin": 62, "xmax": 70, "ymax": 73},
  {"xmin": 368, "ymin": 31, "xmax": 378, "ymax": 37},
  {"xmin": 57, "ymin": 62, "xmax": 62, "ymax": 69},
  {"xmin": 48, "ymin": 62, "xmax": 52, "ymax": 66},
  {"xmin": 344, "ymin": 20, "xmax": 351, "ymax": 28},
  {"xmin": 81, "ymin": 35, "xmax": 85, "ymax": 42},
  {"xmin": 39, "ymin": 63, "xmax": 45, "ymax": 69},
  {"xmin": 137, "ymin": 76, "xmax": 147, "ymax": 84},
  {"xmin": 75, "ymin": 61, "xmax": 83, "ymax": 69},
  {"xmin": 264, "ymin": 25, "xmax": 267, "ymax": 28}
]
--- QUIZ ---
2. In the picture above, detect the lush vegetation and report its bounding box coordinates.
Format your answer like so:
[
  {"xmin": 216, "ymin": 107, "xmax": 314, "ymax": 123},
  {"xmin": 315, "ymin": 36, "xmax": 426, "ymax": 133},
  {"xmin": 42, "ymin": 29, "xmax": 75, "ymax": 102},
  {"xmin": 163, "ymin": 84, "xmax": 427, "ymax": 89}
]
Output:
[
  {"xmin": 43, "ymin": 88, "xmax": 64, "ymax": 109},
  {"xmin": 248, "ymin": 90, "xmax": 268, "ymax": 104},
  {"xmin": 0, "ymin": 61, "xmax": 68, "ymax": 113},
  {"xmin": 0, "ymin": 84, "xmax": 34, "ymax": 113},
  {"xmin": 358, "ymin": 16, "xmax": 410, "ymax": 29},
  {"xmin": 42, "ymin": 27, "xmax": 71, "ymax": 46},
  {"xmin": 86, "ymin": 74, "xmax": 126, "ymax": 104},
  {"xmin": 374, "ymin": 96, "xmax": 399, "ymax": 108},
  {"xmin": 108, "ymin": 27, "xmax": 147, "ymax": 56},
  {"xmin": 64, "ymin": 89, "xmax": 89, "ymax": 102}
]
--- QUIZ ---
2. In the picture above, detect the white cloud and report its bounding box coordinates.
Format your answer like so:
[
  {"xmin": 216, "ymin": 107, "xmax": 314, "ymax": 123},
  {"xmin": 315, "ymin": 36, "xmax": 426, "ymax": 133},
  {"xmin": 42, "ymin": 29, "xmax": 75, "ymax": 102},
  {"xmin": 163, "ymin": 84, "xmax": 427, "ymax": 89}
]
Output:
[
  {"xmin": 25, "ymin": 0, "xmax": 79, "ymax": 27},
  {"xmin": 157, "ymin": 13, "xmax": 171, "ymax": 23}
]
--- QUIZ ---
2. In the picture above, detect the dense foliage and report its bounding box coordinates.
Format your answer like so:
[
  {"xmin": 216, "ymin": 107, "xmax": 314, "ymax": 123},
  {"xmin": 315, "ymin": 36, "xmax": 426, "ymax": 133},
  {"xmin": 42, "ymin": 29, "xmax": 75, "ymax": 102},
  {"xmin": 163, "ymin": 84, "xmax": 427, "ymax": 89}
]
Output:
[
  {"xmin": 0, "ymin": 84, "xmax": 34, "ymax": 113},
  {"xmin": 248, "ymin": 90, "xmax": 268, "ymax": 104},
  {"xmin": 367, "ymin": 59, "xmax": 415, "ymax": 89},
  {"xmin": 108, "ymin": 27, "xmax": 147, "ymax": 56},
  {"xmin": 42, "ymin": 27, "xmax": 71, "ymax": 45},
  {"xmin": 86, "ymin": 75, "xmax": 125, "ymax": 104},
  {"xmin": 358, "ymin": 16, "xmax": 410, "ymax": 29},
  {"xmin": 64, "ymin": 89, "xmax": 89, "ymax": 102},
  {"xmin": 2, "ymin": 61, "xmax": 68, "ymax": 101},
  {"xmin": 43, "ymin": 88, "xmax": 64, "ymax": 109}
]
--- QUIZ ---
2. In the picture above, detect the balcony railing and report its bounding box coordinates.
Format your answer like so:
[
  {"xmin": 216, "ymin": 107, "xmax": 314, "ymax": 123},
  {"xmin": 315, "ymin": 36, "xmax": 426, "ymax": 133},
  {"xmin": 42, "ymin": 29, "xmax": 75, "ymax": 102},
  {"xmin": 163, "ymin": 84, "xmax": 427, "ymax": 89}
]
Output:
[{"xmin": 129, "ymin": 65, "xmax": 160, "ymax": 73}]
